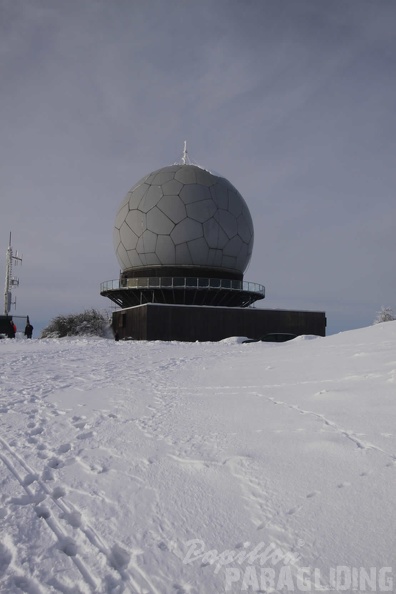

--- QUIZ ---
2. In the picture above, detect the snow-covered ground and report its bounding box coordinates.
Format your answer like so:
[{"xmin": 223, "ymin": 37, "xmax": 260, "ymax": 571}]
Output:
[{"xmin": 1, "ymin": 323, "xmax": 396, "ymax": 594}]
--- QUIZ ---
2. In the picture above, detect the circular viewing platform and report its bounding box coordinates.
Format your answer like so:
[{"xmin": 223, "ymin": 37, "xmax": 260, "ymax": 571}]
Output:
[{"xmin": 100, "ymin": 277, "xmax": 265, "ymax": 308}]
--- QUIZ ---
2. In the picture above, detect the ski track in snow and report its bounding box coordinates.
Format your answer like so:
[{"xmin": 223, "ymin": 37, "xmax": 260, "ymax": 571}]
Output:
[
  {"xmin": 0, "ymin": 432, "xmax": 165, "ymax": 594},
  {"xmin": 1, "ymin": 329, "xmax": 396, "ymax": 593},
  {"xmin": 0, "ymin": 341, "xmax": 193, "ymax": 593}
]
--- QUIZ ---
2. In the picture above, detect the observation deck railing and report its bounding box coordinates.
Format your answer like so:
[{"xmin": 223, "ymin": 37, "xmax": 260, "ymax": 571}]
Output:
[{"xmin": 100, "ymin": 277, "xmax": 265, "ymax": 296}]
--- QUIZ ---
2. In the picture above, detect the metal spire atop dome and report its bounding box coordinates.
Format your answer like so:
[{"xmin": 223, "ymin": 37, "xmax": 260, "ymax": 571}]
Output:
[
  {"xmin": 181, "ymin": 140, "xmax": 191, "ymax": 165},
  {"xmin": 177, "ymin": 142, "xmax": 209, "ymax": 171}
]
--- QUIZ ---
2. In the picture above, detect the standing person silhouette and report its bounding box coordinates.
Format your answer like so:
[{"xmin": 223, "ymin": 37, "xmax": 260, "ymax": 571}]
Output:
[
  {"xmin": 8, "ymin": 320, "xmax": 16, "ymax": 338},
  {"xmin": 24, "ymin": 322, "xmax": 34, "ymax": 339}
]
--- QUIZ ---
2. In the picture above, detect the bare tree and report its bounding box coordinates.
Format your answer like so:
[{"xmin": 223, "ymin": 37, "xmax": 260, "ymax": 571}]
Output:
[
  {"xmin": 41, "ymin": 309, "xmax": 111, "ymax": 338},
  {"xmin": 373, "ymin": 307, "xmax": 395, "ymax": 324}
]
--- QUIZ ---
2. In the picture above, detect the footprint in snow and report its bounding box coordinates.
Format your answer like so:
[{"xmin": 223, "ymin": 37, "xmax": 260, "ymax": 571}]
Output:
[
  {"xmin": 11, "ymin": 493, "xmax": 46, "ymax": 506},
  {"xmin": 47, "ymin": 457, "xmax": 64, "ymax": 469},
  {"xmin": 22, "ymin": 473, "xmax": 39, "ymax": 487},
  {"xmin": 42, "ymin": 467, "xmax": 54, "ymax": 481},
  {"xmin": 52, "ymin": 486, "xmax": 66, "ymax": 499},
  {"xmin": 37, "ymin": 447, "xmax": 49, "ymax": 460},
  {"xmin": 0, "ymin": 542, "xmax": 13, "ymax": 572},
  {"xmin": 73, "ymin": 421, "xmax": 88, "ymax": 430},
  {"xmin": 12, "ymin": 575, "xmax": 42, "ymax": 594},
  {"xmin": 0, "ymin": 507, "xmax": 8, "ymax": 520},
  {"xmin": 173, "ymin": 584, "xmax": 191, "ymax": 594},
  {"xmin": 61, "ymin": 510, "xmax": 82, "ymax": 528},
  {"xmin": 29, "ymin": 426, "xmax": 44, "ymax": 436},
  {"xmin": 76, "ymin": 431, "xmax": 94, "ymax": 440},
  {"xmin": 286, "ymin": 506, "xmax": 301, "ymax": 515},
  {"xmin": 306, "ymin": 490, "xmax": 320, "ymax": 498},
  {"xmin": 35, "ymin": 505, "xmax": 51, "ymax": 519},
  {"xmin": 109, "ymin": 543, "xmax": 131, "ymax": 569},
  {"xmin": 59, "ymin": 537, "xmax": 78, "ymax": 557}
]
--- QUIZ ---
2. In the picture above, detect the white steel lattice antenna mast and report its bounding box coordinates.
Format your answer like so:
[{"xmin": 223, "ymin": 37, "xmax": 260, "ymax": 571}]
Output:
[{"xmin": 4, "ymin": 232, "xmax": 22, "ymax": 315}]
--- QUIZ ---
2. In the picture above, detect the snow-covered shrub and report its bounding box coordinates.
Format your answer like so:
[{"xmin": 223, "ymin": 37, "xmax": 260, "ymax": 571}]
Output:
[
  {"xmin": 373, "ymin": 306, "xmax": 395, "ymax": 324},
  {"xmin": 41, "ymin": 309, "xmax": 111, "ymax": 338}
]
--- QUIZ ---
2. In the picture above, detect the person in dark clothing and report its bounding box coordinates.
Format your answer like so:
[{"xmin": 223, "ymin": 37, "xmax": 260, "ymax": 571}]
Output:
[
  {"xmin": 24, "ymin": 323, "xmax": 34, "ymax": 339},
  {"xmin": 8, "ymin": 320, "xmax": 16, "ymax": 338}
]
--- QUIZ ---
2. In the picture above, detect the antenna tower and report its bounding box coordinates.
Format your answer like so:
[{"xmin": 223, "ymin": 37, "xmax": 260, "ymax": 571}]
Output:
[{"xmin": 4, "ymin": 232, "xmax": 22, "ymax": 315}]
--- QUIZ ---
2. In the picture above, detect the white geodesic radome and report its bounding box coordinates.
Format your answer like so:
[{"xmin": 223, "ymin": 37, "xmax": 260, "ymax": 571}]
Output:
[{"xmin": 113, "ymin": 164, "xmax": 254, "ymax": 275}]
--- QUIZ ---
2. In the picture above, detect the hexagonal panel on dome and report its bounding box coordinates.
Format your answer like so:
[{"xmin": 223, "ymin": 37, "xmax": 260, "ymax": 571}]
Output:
[
  {"xmin": 156, "ymin": 235, "xmax": 176, "ymax": 265},
  {"xmin": 157, "ymin": 195, "xmax": 186, "ymax": 224},
  {"xmin": 116, "ymin": 242, "xmax": 130, "ymax": 270},
  {"xmin": 228, "ymin": 190, "xmax": 243, "ymax": 217},
  {"xmin": 117, "ymin": 191, "xmax": 130, "ymax": 212},
  {"xmin": 210, "ymin": 183, "xmax": 229, "ymax": 210},
  {"xmin": 186, "ymin": 199, "xmax": 217, "ymax": 223},
  {"xmin": 120, "ymin": 222, "xmax": 138, "ymax": 251},
  {"xmin": 223, "ymin": 235, "xmax": 244, "ymax": 258},
  {"xmin": 162, "ymin": 179, "xmax": 183, "ymax": 196},
  {"xmin": 237, "ymin": 214, "xmax": 252, "ymax": 244},
  {"xmin": 187, "ymin": 237, "xmax": 210, "ymax": 265},
  {"xmin": 128, "ymin": 184, "xmax": 150, "ymax": 210},
  {"xmin": 209, "ymin": 249, "xmax": 223, "ymax": 268},
  {"xmin": 203, "ymin": 219, "xmax": 229, "ymax": 249},
  {"xmin": 113, "ymin": 227, "xmax": 121, "ymax": 248},
  {"xmin": 144, "ymin": 168, "xmax": 165, "ymax": 185},
  {"xmin": 150, "ymin": 169, "xmax": 176, "ymax": 185},
  {"xmin": 171, "ymin": 218, "xmax": 203, "ymax": 245},
  {"xmin": 217, "ymin": 176, "xmax": 237, "ymax": 193},
  {"xmin": 174, "ymin": 166, "xmax": 197, "ymax": 185},
  {"xmin": 137, "ymin": 230, "xmax": 157, "ymax": 254},
  {"xmin": 145, "ymin": 165, "xmax": 180, "ymax": 185},
  {"xmin": 175, "ymin": 242, "xmax": 193, "ymax": 265},
  {"xmin": 236, "ymin": 243, "xmax": 249, "ymax": 270},
  {"xmin": 214, "ymin": 209, "xmax": 238, "ymax": 239},
  {"xmin": 144, "ymin": 252, "xmax": 161, "ymax": 265},
  {"xmin": 180, "ymin": 184, "xmax": 211, "ymax": 205},
  {"xmin": 139, "ymin": 185, "xmax": 163, "ymax": 213},
  {"xmin": 114, "ymin": 203, "xmax": 129, "ymax": 230},
  {"xmin": 242, "ymin": 207, "xmax": 254, "ymax": 237},
  {"xmin": 195, "ymin": 168, "xmax": 216, "ymax": 187},
  {"xmin": 126, "ymin": 249, "xmax": 143, "ymax": 268},
  {"xmin": 214, "ymin": 251, "xmax": 224, "ymax": 268},
  {"xmin": 147, "ymin": 207, "xmax": 175, "ymax": 235},
  {"xmin": 222, "ymin": 255, "xmax": 237, "ymax": 269},
  {"xmin": 128, "ymin": 174, "xmax": 151, "ymax": 193},
  {"xmin": 126, "ymin": 210, "xmax": 146, "ymax": 237}
]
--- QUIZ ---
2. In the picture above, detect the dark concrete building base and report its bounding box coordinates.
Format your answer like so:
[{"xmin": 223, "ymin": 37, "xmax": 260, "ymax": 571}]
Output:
[{"xmin": 112, "ymin": 303, "xmax": 326, "ymax": 342}]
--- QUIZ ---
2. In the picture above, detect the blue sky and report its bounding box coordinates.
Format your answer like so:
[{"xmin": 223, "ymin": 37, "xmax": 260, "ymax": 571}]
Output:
[{"xmin": 1, "ymin": 0, "xmax": 395, "ymax": 335}]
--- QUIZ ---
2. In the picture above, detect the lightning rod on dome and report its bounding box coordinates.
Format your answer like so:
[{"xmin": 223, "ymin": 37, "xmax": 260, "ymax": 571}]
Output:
[{"xmin": 181, "ymin": 140, "xmax": 190, "ymax": 165}]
